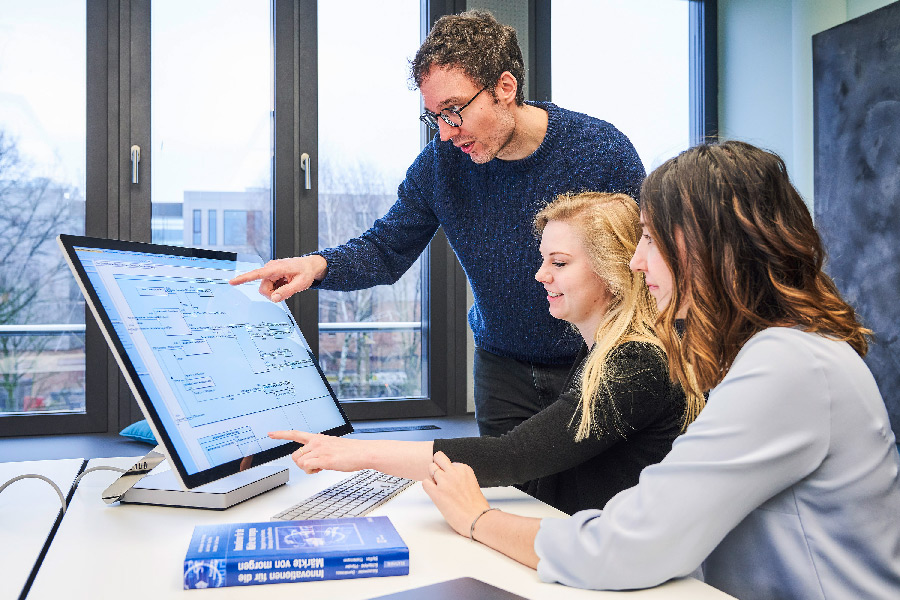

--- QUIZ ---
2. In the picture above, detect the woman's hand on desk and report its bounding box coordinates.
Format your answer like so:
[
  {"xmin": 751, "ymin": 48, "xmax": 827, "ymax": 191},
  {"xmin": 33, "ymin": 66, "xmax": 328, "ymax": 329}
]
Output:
[
  {"xmin": 422, "ymin": 451, "xmax": 491, "ymax": 537},
  {"xmin": 424, "ymin": 451, "xmax": 542, "ymax": 569}
]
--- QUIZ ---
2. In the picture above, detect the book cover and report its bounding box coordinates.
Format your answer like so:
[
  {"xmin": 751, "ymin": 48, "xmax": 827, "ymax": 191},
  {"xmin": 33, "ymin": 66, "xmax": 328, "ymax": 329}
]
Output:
[{"xmin": 183, "ymin": 516, "xmax": 409, "ymax": 589}]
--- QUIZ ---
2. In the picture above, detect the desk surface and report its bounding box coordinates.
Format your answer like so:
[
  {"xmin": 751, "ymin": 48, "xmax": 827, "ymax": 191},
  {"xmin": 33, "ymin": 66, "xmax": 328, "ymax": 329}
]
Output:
[
  {"xmin": 1, "ymin": 459, "xmax": 85, "ymax": 600},
  {"xmin": 25, "ymin": 456, "xmax": 734, "ymax": 599}
]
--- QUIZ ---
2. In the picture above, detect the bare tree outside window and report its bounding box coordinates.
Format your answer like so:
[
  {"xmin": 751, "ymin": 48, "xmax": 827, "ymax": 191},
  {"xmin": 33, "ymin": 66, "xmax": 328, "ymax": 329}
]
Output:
[
  {"xmin": 318, "ymin": 158, "xmax": 424, "ymax": 400},
  {"xmin": 0, "ymin": 131, "xmax": 85, "ymax": 414}
]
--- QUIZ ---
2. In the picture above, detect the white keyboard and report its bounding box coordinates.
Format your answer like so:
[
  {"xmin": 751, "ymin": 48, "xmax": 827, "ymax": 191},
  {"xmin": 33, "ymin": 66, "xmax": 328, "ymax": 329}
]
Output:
[{"xmin": 271, "ymin": 469, "xmax": 415, "ymax": 521}]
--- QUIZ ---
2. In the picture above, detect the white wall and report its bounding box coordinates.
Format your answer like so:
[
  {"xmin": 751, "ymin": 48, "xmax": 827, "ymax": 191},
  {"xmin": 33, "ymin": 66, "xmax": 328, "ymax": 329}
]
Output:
[
  {"xmin": 717, "ymin": 0, "xmax": 896, "ymax": 209},
  {"xmin": 718, "ymin": 0, "xmax": 796, "ymax": 171},
  {"xmin": 847, "ymin": 0, "xmax": 899, "ymax": 18}
]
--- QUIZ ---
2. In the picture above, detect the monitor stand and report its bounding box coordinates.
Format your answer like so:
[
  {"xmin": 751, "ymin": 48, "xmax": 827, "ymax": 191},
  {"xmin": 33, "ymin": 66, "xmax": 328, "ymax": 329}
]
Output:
[{"xmin": 102, "ymin": 446, "xmax": 289, "ymax": 510}]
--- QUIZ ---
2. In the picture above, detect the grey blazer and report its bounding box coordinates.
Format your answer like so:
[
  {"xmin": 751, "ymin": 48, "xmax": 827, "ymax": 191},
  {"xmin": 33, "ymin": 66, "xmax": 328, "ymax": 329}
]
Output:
[{"xmin": 534, "ymin": 328, "xmax": 900, "ymax": 599}]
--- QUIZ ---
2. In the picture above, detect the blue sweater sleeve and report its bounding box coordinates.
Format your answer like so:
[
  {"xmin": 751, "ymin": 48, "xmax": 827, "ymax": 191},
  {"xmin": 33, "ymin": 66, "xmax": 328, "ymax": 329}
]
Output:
[{"xmin": 314, "ymin": 144, "xmax": 441, "ymax": 291}]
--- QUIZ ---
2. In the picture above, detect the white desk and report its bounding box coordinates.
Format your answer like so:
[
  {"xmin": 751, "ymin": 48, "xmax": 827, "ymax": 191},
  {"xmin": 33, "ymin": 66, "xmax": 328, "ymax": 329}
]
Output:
[
  {"xmin": 27, "ymin": 456, "xmax": 734, "ymax": 599},
  {"xmin": 1, "ymin": 458, "xmax": 85, "ymax": 600}
]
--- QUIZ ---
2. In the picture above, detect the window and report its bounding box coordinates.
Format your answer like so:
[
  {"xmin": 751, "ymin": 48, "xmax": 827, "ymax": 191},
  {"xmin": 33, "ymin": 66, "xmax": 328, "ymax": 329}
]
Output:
[
  {"xmin": 550, "ymin": 0, "xmax": 690, "ymax": 170},
  {"xmin": 3, "ymin": 1, "xmax": 710, "ymax": 436},
  {"xmin": 0, "ymin": 1, "xmax": 87, "ymax": 429},
  {"xmin": 151, "ymin": 0, "xmax": 272, "ymax": 259},
  {"xmin": 222, "ymin": 208, "xmax": 266, "ymax": 251},
  {"xmin": 315, "ymin": 1, "xmax": 426, "ymax": 403},
  {"xmin": 0, "ymin": 1, "xmax": 466, "ymax": 437},
  {"xmin": 532, "ymin": 0, "xmax": 717, "ymax": 160},
  {"xmin": 280, "ymin": 0, "xmax": 465, "ymax": 421},
  {"xmin": 151, "ymin": 202, "xmax": 183, "ymax": 245}
]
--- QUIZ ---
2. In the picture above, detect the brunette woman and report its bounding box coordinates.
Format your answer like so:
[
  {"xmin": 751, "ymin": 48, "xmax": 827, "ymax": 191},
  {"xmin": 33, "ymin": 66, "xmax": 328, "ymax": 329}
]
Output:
[{"xmin": 422, "ymin": 141, "xmax": 900, "ymax": 599}]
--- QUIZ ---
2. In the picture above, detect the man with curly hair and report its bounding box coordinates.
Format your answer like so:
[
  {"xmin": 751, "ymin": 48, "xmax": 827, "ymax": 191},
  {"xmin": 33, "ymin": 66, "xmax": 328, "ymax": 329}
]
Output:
[{"xmin": 231, "ymin": 11, "xmax": 645, "ymax": 438}]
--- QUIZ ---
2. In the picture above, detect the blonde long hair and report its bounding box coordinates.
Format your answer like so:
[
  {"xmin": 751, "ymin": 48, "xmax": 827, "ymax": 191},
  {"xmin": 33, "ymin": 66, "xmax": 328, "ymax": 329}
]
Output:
[{"xmin": 535, "ymin": 192, "xmax": 670, "ymax": 441}]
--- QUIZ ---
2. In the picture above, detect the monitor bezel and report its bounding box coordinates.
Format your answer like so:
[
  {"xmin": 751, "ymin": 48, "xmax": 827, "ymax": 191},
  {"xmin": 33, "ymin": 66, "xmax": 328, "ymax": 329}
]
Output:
[{"xmin": 58, "ymin": 234, "xmax": 353, "ymax": 490}]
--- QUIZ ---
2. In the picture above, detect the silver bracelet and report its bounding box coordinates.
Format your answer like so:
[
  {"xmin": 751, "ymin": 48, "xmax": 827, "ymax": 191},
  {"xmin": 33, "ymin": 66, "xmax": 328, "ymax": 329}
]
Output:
[{"xmin": 469, "ymin": 507, "xmax": 500, "ymax": 541}]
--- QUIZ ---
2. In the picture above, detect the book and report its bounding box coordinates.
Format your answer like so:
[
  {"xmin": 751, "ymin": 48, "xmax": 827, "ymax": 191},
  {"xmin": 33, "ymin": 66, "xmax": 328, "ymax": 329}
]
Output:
[{"xmin": 183, "ymin": 516, "xmax": 409, "ymax": 589}]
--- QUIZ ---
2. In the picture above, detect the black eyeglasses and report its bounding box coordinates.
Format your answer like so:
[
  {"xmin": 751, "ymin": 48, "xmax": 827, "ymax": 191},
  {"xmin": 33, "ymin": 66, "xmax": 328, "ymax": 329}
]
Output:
[{"xmin": 419, "ymin": 86, "xmax": 488, "ymax": 130}]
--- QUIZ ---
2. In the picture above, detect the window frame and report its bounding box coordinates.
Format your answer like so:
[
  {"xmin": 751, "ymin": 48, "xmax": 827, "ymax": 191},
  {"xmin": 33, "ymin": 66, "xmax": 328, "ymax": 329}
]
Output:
[
  {"xmin": 0, "ymin": 0, "xmax": 468, "ymax": 437},
  {"xmin": 689, "ymin": 0, "xmax": 718, "ymax": 144}
]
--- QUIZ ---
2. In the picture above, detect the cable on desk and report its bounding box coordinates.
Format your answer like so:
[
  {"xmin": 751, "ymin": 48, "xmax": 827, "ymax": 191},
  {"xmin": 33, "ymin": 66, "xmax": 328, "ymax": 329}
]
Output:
[
  {"xmin": 73, "ymin": 465, "xmax": 127, "ymax": 487},
  {"xmin": 0, "ymin": 474, "xmax": 67, "ymax": 513},
  {"xmin": 0, "ymin": 466, "xmax": 126, "ymax": 516}
]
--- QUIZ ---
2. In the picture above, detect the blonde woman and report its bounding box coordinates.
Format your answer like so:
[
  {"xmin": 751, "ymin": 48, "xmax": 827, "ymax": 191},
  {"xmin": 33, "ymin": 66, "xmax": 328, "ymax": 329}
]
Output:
[{"xmin": 271, "ymin": 192, "xmax": 694, "ymax": 514}]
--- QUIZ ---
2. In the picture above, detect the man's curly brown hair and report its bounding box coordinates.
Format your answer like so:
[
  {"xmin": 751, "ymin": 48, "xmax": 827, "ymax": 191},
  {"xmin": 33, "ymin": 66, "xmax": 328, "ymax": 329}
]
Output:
[{"xmin": 411, "ymin": 10, "xmax": 526, "ymax": 105}]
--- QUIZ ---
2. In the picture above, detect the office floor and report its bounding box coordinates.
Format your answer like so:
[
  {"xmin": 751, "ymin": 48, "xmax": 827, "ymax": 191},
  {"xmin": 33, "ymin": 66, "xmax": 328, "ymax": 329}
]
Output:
[{"xmin": 3, "ymin": 415, "xmax": 480, "ymax": 462}]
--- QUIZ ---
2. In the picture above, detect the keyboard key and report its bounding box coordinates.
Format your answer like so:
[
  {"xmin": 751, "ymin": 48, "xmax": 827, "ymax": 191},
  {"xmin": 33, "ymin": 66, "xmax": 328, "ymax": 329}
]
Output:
[{"xmin": 272, "ymin": 469, "xmax": 415, "ymax": 521}]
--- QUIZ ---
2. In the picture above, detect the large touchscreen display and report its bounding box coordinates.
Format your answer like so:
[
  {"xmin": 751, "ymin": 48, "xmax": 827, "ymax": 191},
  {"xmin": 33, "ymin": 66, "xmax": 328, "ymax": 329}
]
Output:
[{"xmin": 59, "ymin": 235, "xmax": 351, "ymax": 487}]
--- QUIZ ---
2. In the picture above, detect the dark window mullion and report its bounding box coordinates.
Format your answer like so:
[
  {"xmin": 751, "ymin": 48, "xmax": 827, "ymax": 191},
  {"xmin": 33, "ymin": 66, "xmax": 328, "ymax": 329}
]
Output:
[
  {"xmin": 690, "ymin": 0, "xmax": 718, "ymax": 145},
  {"xmin": 274, "ymin": 0, "xmax": 320, "ymax": 359}
]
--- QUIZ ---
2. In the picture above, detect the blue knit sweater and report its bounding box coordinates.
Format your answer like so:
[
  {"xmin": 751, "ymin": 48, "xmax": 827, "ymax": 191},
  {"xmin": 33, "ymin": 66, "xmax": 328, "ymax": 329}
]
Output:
[{"xmin": 316, "ymin": 102, "xmax": 645, "ymax": 364}]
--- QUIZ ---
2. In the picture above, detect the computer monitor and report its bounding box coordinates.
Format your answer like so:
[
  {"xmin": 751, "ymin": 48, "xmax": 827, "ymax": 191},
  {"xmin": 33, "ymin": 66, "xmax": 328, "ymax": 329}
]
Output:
[{"xmin": 58, "ymin": 234, "xmax": 352, "ymax": 499}]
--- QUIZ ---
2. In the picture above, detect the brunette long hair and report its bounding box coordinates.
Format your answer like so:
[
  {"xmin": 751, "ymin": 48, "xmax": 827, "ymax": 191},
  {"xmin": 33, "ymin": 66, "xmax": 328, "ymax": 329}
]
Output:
[{"xmin": 640, "ymin": 140, "xmax": 871, "ymax": 393}]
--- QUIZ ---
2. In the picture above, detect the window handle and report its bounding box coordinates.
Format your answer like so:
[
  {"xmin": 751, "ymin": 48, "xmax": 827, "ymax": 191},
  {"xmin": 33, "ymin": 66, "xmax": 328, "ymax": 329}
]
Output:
[
  {"xmin": 130, "ymin": 145, "xmax": 141, "ymax": 184},
  {"xmin": 300, "ymin": 152, "xmax": 311, "ymax": 190}
]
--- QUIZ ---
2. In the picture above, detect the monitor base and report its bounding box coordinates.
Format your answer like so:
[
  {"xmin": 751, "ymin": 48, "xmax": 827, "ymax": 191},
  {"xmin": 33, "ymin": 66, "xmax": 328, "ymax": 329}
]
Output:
[{"xmin": 119, "ymin": 464, "xmax": 289, "ymax": 510}]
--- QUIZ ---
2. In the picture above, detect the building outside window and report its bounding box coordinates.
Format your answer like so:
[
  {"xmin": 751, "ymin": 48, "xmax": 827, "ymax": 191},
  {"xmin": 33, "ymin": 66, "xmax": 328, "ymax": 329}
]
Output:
[
  {"xmin": 192, "ymin": 209, "xmax": 202, "ymax": 245},
  {"xmin": 208, "ymin": 209, "xmax": 217, "ymax": 246}
]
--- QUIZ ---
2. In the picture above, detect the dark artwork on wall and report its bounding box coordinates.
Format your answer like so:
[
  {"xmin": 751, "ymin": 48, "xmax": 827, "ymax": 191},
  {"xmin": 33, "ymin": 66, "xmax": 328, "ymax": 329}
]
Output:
[{"xmin": 813, "ymin": 1, "xmax": 900, "ymax": 438}]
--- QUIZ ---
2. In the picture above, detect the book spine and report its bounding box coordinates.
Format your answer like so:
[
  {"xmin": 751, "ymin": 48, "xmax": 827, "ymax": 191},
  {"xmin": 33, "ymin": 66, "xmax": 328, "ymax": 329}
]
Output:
[{"xmin": 184, "ymin": 549, "xmax": 410, "ymax": 589}]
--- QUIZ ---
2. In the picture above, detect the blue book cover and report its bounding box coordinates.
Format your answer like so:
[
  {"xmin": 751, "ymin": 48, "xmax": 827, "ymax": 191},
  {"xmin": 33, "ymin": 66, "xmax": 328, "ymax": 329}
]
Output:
[{"xmin": 183, "ymin": 516, "xmax": 409, "ymax": 589}]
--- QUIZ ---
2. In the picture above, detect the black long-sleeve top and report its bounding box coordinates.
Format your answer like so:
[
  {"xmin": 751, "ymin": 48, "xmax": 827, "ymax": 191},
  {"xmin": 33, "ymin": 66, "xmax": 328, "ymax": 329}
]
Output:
[{"xmin": 434, "ymin": 341, "xmax": 685, "ymax": 515}]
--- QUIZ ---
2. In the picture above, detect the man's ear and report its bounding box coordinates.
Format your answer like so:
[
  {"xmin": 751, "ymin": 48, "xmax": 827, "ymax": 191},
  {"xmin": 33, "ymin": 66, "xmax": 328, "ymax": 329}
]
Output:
[{"xmin": 494, "ymin": 71, "xmax": 518, "ymax": 105}]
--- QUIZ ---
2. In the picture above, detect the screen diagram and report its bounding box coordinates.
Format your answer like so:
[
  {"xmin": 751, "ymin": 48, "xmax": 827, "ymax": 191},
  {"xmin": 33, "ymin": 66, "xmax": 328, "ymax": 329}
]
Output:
[{"xmin": 91, "ymin": 258, "xmax": 345, "ymax": 472}]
